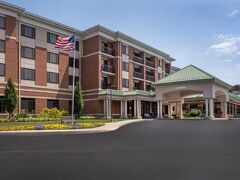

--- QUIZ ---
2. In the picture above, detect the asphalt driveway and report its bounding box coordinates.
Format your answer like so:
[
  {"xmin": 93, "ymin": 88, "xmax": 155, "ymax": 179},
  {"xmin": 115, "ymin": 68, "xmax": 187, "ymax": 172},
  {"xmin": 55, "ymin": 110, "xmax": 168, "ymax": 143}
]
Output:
[{"xmin": 1, "ymin": 119, "xmax": 240, "ymax": 180}]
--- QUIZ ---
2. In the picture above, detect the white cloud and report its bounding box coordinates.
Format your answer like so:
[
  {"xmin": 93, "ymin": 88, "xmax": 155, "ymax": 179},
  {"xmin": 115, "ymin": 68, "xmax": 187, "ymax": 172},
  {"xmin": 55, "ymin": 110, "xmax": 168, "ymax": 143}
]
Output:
[
  {"xmin": 210, "ymin": 34, "xmax": 240, "ymax": 55},
  {"xmin": 228, "ymin": 9, "xmax": 240, "ymax": 17}
]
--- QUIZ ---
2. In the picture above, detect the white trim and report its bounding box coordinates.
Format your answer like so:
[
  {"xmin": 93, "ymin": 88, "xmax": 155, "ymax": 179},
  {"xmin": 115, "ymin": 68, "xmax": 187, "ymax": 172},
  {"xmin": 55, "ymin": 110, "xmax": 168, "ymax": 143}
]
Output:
[
  {"xmin": 20, "ymin": 95, "xmax": 71, "ymax": 100},
  {"xmin": 83, "ymin": 98, "xmax": 99, "ymax": 101}
]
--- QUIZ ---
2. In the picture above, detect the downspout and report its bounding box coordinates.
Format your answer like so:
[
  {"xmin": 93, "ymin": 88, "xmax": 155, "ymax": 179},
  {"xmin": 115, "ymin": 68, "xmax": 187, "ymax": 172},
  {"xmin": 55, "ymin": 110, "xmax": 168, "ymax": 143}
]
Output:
[{"xmin": 18, "ymin": 10, "xmax": 24, "ymax": 112}]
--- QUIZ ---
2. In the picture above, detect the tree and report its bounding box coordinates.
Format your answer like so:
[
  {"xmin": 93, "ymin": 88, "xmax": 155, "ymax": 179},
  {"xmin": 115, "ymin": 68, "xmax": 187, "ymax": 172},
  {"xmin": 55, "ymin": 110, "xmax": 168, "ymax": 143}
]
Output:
[
  {"xmin": 74, "ymin": 81, "xmax": 84, "ymax": 115},
  {"xmin": 4, "ymin": 78, "xmax": 18, "ymax": 120}
]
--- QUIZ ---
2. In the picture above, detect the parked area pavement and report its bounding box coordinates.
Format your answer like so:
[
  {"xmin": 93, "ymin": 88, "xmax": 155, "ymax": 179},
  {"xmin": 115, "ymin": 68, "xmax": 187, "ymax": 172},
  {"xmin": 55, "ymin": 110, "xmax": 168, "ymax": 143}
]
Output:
[
  {"xmin": 1, "ymin": 119, "xmax": 240, "ymax": 180},
  {"xmin": 0, "ymin": 119, "xmax": 153, "ymax": 136}
]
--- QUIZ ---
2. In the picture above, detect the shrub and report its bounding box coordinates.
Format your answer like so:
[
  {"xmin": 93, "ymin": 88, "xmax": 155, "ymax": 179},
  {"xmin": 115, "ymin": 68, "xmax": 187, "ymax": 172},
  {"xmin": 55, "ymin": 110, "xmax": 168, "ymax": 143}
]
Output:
[
  {"xmin": 13, "ymin": 109, "xmax": 29, "ymax": 119},
  {"xmin": 79, "ymin": 115, "xmax": 97, "ymax": 120},
  {"xmin": 183, "ymin": 109, "xmax": 204, "ymax": 118},
  {"xmin": 59, "ymin": 108, "xmax": 69, "ymax": 116},
  {"xmin": 79, "ymin": 123, "xmax": 104, "ymax": 128},
  {"xmin": 40, "ymin": 108, "xmax": 62, "ymax": 118}
]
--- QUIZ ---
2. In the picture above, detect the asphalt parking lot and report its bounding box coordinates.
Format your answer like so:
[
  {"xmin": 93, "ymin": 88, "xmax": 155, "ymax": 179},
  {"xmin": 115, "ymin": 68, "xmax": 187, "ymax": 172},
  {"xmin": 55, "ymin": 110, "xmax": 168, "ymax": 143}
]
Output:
[{"xmin": 1, "ymin": 119, "xmax": 240, "ymax": 180}]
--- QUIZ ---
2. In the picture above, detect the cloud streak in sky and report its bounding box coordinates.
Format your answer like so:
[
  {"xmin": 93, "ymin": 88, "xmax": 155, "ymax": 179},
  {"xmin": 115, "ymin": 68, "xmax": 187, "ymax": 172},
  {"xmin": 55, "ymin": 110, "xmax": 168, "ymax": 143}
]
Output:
[{"xmin": 210, "ymin": 34, "xmax": 240, "ymax": 55}]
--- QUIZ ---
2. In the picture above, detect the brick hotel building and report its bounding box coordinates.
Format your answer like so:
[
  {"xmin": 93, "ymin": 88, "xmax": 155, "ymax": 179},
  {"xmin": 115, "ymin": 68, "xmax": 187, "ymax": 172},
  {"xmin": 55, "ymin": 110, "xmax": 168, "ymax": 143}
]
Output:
[{"xmin": 0, "ymin": 2, "xmax": 239, "ymax": 119}]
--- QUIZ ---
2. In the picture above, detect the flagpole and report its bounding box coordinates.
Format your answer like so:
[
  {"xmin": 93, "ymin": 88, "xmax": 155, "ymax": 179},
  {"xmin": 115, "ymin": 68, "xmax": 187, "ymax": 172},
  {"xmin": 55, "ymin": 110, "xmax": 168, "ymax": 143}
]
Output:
[{"xmin": 71, "ymin": 30, "xmax": 76, "ymax": 126}]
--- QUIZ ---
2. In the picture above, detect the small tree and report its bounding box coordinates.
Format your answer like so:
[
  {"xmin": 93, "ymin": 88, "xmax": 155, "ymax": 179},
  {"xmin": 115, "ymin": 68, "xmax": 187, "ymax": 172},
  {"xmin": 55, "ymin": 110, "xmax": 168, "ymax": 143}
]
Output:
[
  {"xmin": 74, "ymin": 81, "xmax": 84, "ymax": 115},
  {"xmin": 4, "ymin": 78, "xmax": 18, "ymax": 120}
]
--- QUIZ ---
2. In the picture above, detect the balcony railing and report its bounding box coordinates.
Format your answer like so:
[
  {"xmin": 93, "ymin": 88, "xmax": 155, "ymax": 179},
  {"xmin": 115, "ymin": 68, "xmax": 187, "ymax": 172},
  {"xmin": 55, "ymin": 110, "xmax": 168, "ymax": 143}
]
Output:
[
  {"xmin": 101, "ymin": 65, "xmax": 115, "ymax": 74},
  {"xmin": 132, "ymin": 56, "xmax": 144, "ymax": 64},
  {"xmin": 146, "ymin": 60, "xmax": 155, "ymax": 68},
  {"xmin": 146, "ymin": 75, "xmax": 155, "ymax": 82},
  {"xmin": 101, "ymin": 45, "xmax": 115, "ymax": 56},
  {"xmin": 133, "ymin": 71, "xmax": 144, "ymax": 79}
]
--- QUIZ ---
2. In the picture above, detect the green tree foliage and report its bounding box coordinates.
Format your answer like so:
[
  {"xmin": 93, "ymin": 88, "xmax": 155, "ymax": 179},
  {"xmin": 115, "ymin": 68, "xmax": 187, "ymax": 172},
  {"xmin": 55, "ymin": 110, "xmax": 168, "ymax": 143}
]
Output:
[
  {"xmin": 4, "ymin": 78, "xmax": 18, "ymax": 120},
  {"xmin": 74, "ymin": 81, "xmax": 84, "ymax": 115}
]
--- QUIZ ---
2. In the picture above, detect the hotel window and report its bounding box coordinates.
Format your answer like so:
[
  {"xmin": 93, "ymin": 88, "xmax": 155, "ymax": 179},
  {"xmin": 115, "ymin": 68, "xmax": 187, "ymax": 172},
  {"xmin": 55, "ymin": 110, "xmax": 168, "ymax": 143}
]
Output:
[
  {"xmin": 69, "ymin": 57, "xmax": 79, "ymax": 68},
  {"xmin": 0, "ymin": 16, "xmax": 5, "ymax": 29},
  {"xmin": 122, "ymin": 62, "xmax": 129, "ymax": 71},
  {"xmin": 134, "ymin": 82, "xmax": 140, "ymax": 90},
  {"xmin": 0, "ymin": 96, "xmax": 5, "ymax": 113},
  {"xmin": 21, "ymin": 68, "xmax": 35, "ymax": 81},
  {"xmin": 122, "ymin": 78, "xmax": 129, "ymax": 88},
  {"xmin": 21, "ymin": 98, "xmax": 35, "ymax": 113},
  {"xmin": 47, "ymin": 52, "xmax": 59, "ymax": 64},
  {"xmin": 47, "ymin": 72, "xmax": 59, "ymax": 84},
  {"xmin": 47, "ymin": 32, "xmax": 58, "ymax": 44},
  {"xmin": 0, "ymin": 40, "xmax": 5, "ymax": 53},
  {"xmin": 47, "ymin": 100, "xmax": 59, "ymax": 109},
  {"xmin": 69, "ymin": 75, "xmax": 79, "ymax": 85},
  {"xmin": 21, "ymin": 24, "xmax": 35, "ymax": 39},
  {"xmin": 21, "ymin": 46, "xmax": 35, "ymax": 59},
  {"xmin": 158, "ymin": 59, "xmax": 162, "ymax": 67},
  {"xmin": 75, "ymin": 41, "xmax": 79, "ymax": 51},
  {"xmin": 146, "ymin": 84, "xmax": 151, "ymax": 91},
  {"xmin": 122, "ymin": 45, "xmax": 127, "ymax": 54},
  {"xmin": 158, "ymin": 73, "xmax": 161, "ymax": 80},
  {"xmin": 0, "ymin": 63, "xmax": 5, "ymax": 76}
]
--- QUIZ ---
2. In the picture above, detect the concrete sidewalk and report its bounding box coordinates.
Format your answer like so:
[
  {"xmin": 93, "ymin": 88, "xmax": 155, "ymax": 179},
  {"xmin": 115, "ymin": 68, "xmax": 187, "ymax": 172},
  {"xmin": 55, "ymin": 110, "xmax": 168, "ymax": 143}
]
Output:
[{"xmin": 0, "ymin": 119, "xmax": 153, "ymax": 136}]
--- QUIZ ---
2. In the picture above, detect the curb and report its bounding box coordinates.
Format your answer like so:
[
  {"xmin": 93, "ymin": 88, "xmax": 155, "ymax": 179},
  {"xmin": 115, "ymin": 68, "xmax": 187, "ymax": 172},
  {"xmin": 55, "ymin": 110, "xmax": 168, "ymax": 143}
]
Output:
[{"xmin": 0, "ymin": 119, "xmax": 153, "ymax": 136}]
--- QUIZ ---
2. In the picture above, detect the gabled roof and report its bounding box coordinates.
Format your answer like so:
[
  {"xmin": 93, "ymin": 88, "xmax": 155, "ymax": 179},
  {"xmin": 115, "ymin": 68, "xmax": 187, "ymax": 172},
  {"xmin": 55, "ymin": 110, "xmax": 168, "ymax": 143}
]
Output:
[{"xmin": 153, "ymin": 65, "xmax": 232, "ymax": 89}]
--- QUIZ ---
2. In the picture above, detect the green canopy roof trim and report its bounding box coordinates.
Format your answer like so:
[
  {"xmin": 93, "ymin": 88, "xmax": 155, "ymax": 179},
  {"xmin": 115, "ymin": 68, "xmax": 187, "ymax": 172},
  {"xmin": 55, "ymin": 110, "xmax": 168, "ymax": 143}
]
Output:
[
  {"xmin": 100, "ymin": 89, "xmax": 156, "ymax": 97},
  {"xmin": 229, "ymin": 93, "xmax": 240, "ymax": 103},
  {"xmin": 153, "ymin": 65, "xmax": 232, "ymax": 89}
]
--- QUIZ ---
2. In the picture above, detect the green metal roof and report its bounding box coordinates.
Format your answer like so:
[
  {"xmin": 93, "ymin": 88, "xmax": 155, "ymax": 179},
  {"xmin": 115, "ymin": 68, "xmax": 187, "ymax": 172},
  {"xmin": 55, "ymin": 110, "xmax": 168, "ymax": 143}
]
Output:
[
  {"xmin": 229, "ymin": 93, "xmax": 240, "ymax": 103},
  {"xmin": 153, "ymin": 65, "xmax": 232, "ymax": 89},
  {"xmin": 100, "ymin": 89, "xmax": 155, "ymax": 97}
]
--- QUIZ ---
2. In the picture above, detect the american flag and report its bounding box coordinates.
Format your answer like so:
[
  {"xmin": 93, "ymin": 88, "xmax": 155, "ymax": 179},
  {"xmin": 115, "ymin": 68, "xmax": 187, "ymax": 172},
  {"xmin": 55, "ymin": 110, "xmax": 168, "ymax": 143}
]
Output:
[{"xmin": 55, "ymin": 35, "xmax": 75, "ymax": 51}]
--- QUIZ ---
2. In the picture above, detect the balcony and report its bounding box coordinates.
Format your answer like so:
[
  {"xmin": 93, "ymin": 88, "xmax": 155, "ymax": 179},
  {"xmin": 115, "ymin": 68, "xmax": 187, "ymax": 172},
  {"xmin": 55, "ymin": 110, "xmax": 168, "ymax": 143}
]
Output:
[
  {"xmin": 101, "ymin": 45, "xmax": 115, "ymax": 56},
  {"xmin": 146, "ymin": 60, "xmax": 155, "ymax": 68},
  {"xmin": 102, "ymin": 83, "xmax": 109, "ymax": 89},
  {"xmin": 146, "ymin": 75, "xmax": 155, "ymax": 82},
  {"xmin": 132, "ymin": 56, "xmax": 144, "ymax": 64},
  {"xmin": 101, "ymin": 65, "xmax": 115, "ymax": 74},
  {"xmin": 133, "ymin": 71, "xmax": 144, "ymax": 79}
]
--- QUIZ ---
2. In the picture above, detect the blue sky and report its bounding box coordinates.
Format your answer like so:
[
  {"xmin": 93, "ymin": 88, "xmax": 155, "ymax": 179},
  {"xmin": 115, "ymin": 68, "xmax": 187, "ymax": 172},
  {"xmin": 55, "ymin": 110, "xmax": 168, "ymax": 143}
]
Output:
[{"xmin": 5, "ymin": 0, "xmax": 240, "ymax": 85}]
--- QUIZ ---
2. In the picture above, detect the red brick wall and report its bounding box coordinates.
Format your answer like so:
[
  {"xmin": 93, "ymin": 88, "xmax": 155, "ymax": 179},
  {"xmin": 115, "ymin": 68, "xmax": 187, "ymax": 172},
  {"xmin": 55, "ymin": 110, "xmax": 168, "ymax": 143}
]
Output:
[
  {"xmin": 59, "ymin": 100, "xmax": 69, "ymax": 111},
  {"xmin": 83, "ymin": 100, "xmax": 103, "ymax": 115},
  {"xmin": 83, "ymin": 35, "xmax": 101, "ymax": 55},
  {"xmin": 128, "ymin": 47, "xmax": 133, "ymax": 90},
  {"xmin": 35, "ymin": 99, "xmax": 47, "ymax": 113},
  {"xmin": 81, "ymin": 54, "xmax": 100, "ymax": 90},
  {"xmin": 36, "ymin": 47, "xmax": 47, "ymax": 86},
  {"xmin": 112, "ymin": 41, "xmax": 120, "ymax": 90},
  {"xmin": 59, "ymin": 53, "xmax": 69, "ymax": 88},
  {"xmin": 5, "ymin": 15, "xmax": 17, "ymax": 37},
  {"xmin": 5, "ymin": 38, "xmax": 18, "ymax": 82}
]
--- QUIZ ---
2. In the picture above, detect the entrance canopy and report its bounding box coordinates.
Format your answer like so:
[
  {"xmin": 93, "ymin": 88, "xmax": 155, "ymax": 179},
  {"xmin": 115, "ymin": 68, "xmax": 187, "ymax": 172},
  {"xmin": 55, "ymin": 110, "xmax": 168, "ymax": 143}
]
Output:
[{"xmin": 153, "ymin": 65, "xmax": 232, "ymax": 102}]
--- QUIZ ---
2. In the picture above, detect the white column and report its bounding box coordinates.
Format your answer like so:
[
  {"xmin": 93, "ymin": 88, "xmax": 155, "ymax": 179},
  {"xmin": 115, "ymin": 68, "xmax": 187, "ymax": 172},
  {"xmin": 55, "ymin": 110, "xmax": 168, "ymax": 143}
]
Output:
[
  {"xmin": 224, "ymin": 101, "xmax": 228, "ymax": 119},
  {"xmin": 157, "ymin": 101, "xmax": 160, "ymax": 118},
  {"xmin": 124, "ymin": 100, "xmax": 128, "ymax": 118},
  {"xmin": 168, "ymin": 104, "xmax": 172, "ymax": 119},
  {"xmin": 134, "ymin": 100, "xmax": 137, "ymax": 118},
  {"xmin": 137, "ymin": 99, "xmax": 142, "ymax": 119},
  {"xmin": 159, "ymin": 100, "xmax": 163, "ymax": 119},
  {"xmin": 205, "ymin": 99, "xmax": 209, "ymax": 119},
  {"xmin": 120, "ymin": 100, "xmax": 124, "ymax": 118},
  {"xmin": 209, "ymin": 98, "xmax": 214, "ymax": 119},
  {"xmin": 179, "ymin": 102, "xmax": 183, "ymax": 119},
  {"xmin": 104, "ymin": 99, "xmax": 106, "ymax": 118}
]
